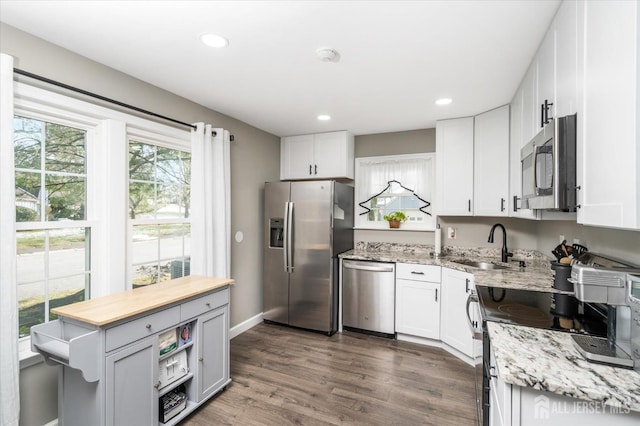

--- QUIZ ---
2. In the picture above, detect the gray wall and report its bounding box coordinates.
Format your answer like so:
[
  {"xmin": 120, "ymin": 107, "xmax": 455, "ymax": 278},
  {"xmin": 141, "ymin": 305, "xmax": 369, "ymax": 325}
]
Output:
[{"xmin": 1, "ymin": 22, "xmax": 280, "ymax": 426}]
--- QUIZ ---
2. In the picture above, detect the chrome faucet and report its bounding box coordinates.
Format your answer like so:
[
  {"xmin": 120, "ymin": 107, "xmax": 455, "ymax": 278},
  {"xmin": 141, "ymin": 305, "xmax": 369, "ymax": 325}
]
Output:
[{"xmin": 488, "ymin": 223, "xmax": 513, "ymax": 263}]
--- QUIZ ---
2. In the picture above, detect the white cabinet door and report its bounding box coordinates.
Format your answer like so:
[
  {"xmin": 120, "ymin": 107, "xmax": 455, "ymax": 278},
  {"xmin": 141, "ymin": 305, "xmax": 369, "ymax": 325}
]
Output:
[
  {"xmin": 281, "ymin": 134, "xmax": 315, "ymax": 180},
  {"xmin": 488, "ymin": 346, "xmax": 512, "ymax": 426},
  {"xmin": 440, "ymin": 268, "xmax": 477, "ymax": 357},
  {"xmin": 313, "ymin": 131, "xmax": 354, "ymax": 179},
  {"xmin": 536, "ymin": 29, "xmax": 556, "ymax": 130},
  {"xmin": 578, "ymin": 0, "xmax": 639, "ymax": 229},
  {"xmin": 280, "ymin": 131, "xmax": 354, "ymax": 180},
  {"xmin": 555, "ymin": 0, "xmax": 578, "ymax": 117},
  {"xmin": 395, "ymin": 279, "xmax": 440, "ymax": 339},
  {"xmin": 474, "ymin": 105, "xmax": 510, "ymax": 217},
  {"xmin": 435, "ymin": 117, "xmax": 474, "ymax": 216},
  {"xmin": 521, "ymin": 65, "xmax": 537, "ymax": 145}
]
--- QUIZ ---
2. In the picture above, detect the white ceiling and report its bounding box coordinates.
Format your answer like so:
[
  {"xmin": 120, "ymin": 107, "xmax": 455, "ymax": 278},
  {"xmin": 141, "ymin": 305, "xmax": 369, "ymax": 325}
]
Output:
[{"xmin": 0, "ymin": 0, "xmax": 560, "ymax": 137}]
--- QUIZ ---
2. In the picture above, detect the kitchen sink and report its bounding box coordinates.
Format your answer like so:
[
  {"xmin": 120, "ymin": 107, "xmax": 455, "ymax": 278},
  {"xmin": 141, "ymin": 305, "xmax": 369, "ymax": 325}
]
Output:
[{"xmin": 451, "ymin": 260, "xmax": 510, "ymax": 270}]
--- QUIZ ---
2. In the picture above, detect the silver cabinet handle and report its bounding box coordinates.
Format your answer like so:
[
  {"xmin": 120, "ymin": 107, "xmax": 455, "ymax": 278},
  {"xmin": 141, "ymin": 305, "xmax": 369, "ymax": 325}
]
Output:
[
  {"xmin": 411, "ymin": 271, "xmax": 425, "ymax": 275},
  {"xmin": 154, "ymin": 381, "xmax": 161, "ymax": 389},
  {"xmin": 501, "ymin": 198, "xmax": 505, "ymax": 212},
  {"xmin": 309, "ymin": 164, "xmax": 312, "ymax": 175},
  {"xmin": 435, "ymin": 288, "xmax": 438, "ymax": 302},
  {"xmin": 465, "ymin": 278, "xmax": 470, "ymax": 293},
  {"xmin": 145, "ymin": 324, "xmax": 151, "ymax": 330}
]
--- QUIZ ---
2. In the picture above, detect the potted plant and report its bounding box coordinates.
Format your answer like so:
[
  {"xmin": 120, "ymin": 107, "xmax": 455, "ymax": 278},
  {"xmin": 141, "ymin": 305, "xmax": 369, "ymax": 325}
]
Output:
[{"xmin": 383, "ymin": 211, "xmax": 407, "ymax": 228}]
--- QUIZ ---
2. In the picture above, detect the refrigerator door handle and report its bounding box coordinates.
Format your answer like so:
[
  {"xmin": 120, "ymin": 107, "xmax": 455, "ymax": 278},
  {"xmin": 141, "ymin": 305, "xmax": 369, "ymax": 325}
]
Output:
[
  {"xmin": 287, "ymin": 202, "xmax": 294, "ymax": 272},
  {"xmin": 283, "ymin": 202, "xmax": 290, "ymax": 273},
  {"xmin": 283, "ymin": 201, "xmax": 293, "ymax": 274}
]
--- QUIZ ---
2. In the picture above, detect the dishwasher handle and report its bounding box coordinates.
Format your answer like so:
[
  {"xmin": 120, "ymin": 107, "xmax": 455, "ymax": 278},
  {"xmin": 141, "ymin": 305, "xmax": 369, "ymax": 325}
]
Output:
[{"xmin": 343, "ymin": 261, "xmax": 394, "ymax": 273}]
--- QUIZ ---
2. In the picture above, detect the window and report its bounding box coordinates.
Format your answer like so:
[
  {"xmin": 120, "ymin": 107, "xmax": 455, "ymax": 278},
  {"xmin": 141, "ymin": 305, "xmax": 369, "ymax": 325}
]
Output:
[
  {"xmin": 10, "ymin": 82, "xmax": 191, "ymax": 356},
  {"xmin": 129, "ymin": 140, "xmax": 191, "ymax": 287},
  {"xmin": 14, "ymin": 115, "xmax": 91, "ymax": 338},
  {"xmin": 355, "ymin": 153, "xmax": 435, "ymax": 230}
]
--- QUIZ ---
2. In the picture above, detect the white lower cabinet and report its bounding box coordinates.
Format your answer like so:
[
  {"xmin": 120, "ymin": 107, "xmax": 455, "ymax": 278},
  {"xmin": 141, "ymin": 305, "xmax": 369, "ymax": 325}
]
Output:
[
  {"xmin": 488, "ymin": 346, "xmax": 640, "ymax": 426},
  {"xmin": 440, "ymin": 267, "xmax": 477, "ymax": 357},
  {"xmin": 395, "ymin": 263, "xmax": 441, "ymax": 339}
]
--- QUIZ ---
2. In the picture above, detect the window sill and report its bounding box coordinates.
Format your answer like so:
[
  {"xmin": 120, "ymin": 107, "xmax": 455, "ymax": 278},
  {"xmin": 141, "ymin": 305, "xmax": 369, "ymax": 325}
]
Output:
[
  {"xmin": 354, "ymin": 226, "xmax": 434, "ymax": 232},
  {"xmin": 20, "ymin": 346, "xmax": 44, "ymax": 369}
]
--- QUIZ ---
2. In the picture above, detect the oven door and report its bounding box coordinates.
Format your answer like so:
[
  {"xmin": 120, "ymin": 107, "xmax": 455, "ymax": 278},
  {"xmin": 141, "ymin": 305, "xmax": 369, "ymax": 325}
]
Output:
[{"xmin": 466, "ymin": 291, "xmax": 486, "ymax": 426}]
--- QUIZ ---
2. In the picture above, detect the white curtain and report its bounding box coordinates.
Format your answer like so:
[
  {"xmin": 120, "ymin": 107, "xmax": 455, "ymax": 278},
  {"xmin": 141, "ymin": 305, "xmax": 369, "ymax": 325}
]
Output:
[
  {"xmin": 0, "ymin": 53, "xmax": 20, "ymax": 426},
  {"xmin": 356, "ymin": 156, "xmax": 431, "ymax": 214},
  {"xmin": 190, "ymin": 123, "xmax": 231, "ymax": 278}
]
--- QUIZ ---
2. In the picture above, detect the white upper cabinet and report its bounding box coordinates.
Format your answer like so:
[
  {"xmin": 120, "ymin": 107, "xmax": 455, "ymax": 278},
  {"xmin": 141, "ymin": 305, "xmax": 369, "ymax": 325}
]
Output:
[
  {"xmin": 436, "ymin": 107, "xmax": 510, "ymax": 217},
  {"xmin": 521, "ymin": 65, "xmax": 537, "ymax": 144},
  {"xmin": 555, "ymin": 0, "xmax": 579, "ymax": 117},
  {"xmin": 435, "ymin": 117, "xmax": 474, "ymax": 216},
  {"xmin": 280, "ymin": 130, "xmax": 354, "ymax": 180},
  {"xmin": 536, "ymin": 29, "xmax": 556, "ymax": 129},
  {"xmin": 509, "ymin": 0, "xmax": 579, "ymax": 222},
  {"xmin": 533, "ymin": 0, "xmax": 578, "ymax": 131},
  {"xmin": 473, "ymin": 105, "xmax": 510, "ymax": 217},
  {"xmin": 577, "ymin": 0, "xmax": 639, "ymax": 229}
]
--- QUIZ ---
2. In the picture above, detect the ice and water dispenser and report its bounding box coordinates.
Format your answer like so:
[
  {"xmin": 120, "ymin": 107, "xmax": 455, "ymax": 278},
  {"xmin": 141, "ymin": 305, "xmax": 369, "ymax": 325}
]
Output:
[{"xmin": 269, "ymin": 218, "xmax": 284, "ymax": 248}]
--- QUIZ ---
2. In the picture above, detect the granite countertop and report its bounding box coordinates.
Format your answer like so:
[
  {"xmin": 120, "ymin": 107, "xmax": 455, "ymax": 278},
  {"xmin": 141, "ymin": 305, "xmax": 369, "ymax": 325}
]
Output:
[
  {"xmin": 487, "ymin": 322, "xmax": 640, "ymax": 411},
  {"xmin": 340, "ymin": 242, "xmax": 560, "ymax": 293},
  {"xmin": 341, "ymin": 242, "xmax": 640, "ymax": 411}
]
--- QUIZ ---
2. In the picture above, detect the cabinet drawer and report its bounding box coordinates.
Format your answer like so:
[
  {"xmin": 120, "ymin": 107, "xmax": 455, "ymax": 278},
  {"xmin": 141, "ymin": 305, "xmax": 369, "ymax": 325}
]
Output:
[
  {"xmin": 181, "ymin": 288, "xmax": 229, "ymax": 322},
  {"xmin": 396, "ymin": 263, "xmax": 441, "ymax": 282},
  {"xmin": 105, "ymin": 306, "xmax": 180, "ymax": 352}
]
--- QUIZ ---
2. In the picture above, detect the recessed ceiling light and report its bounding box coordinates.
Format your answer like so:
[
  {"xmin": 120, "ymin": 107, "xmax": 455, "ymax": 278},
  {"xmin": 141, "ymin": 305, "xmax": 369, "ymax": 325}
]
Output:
[
  {"xmin": 435, "ymin": 98, "xmax": 453, "ymax": 106},
  {"xmin": 201, "ymin": 33, "xmax": 229, "ymax": 48},
  {"xmin": 317, "ymin": 115, "xmax": 331, "ymax": 121}
]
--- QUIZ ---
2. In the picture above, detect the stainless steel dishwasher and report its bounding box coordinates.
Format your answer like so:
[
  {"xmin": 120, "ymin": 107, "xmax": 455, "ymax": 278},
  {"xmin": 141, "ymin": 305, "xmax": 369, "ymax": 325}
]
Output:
[{"xmin": 342, "ymin": 260, "xmax": 396, "ymax": 336}]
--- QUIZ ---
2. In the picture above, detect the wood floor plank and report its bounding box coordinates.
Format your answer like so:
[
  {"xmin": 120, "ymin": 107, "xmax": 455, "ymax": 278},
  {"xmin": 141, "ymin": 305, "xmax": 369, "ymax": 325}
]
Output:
[{"xmin": 182, "ymin": 323, "xmax": 478, "ymax": 426}]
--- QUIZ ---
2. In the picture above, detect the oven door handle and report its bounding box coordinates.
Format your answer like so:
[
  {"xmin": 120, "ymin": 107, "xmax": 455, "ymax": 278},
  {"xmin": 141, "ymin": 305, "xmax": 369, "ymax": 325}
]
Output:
[{"xmin": 466, "ymin": 292, "xmax": 483, "ymax": 340}]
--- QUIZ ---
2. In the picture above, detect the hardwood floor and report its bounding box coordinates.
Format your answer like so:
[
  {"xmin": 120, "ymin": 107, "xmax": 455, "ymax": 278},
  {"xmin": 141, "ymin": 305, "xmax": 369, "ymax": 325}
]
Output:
[{"xmin": 183, "ymin": 323, "xmax": 477, "ymax": 426}]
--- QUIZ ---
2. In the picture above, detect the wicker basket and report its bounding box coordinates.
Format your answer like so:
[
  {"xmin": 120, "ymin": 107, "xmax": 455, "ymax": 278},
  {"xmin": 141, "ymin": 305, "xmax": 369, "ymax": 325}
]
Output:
[{"xmin": 388, "ymin": 220, "xmax": 401, "ymax": 229}]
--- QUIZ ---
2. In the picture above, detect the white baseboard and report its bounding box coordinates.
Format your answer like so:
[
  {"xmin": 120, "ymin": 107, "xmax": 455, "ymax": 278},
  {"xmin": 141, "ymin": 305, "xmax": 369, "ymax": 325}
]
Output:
[
  {"xmin": 44, "ymin": 420, "xmax": 58, "ymax": 426},
  {"xmin": 230, "ymin": 312, "xmax": 263, "ymax": 339},
  {"xmin": 395, "ymin": 333, "xmax": 476, "ymax": 366}
]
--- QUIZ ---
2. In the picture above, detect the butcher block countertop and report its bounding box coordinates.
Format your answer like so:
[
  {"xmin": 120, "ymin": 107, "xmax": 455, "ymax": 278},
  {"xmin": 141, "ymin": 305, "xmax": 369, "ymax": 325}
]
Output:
[{"xmin": 51, "ymin": 275, "xmax": 234, "ymax": 326}]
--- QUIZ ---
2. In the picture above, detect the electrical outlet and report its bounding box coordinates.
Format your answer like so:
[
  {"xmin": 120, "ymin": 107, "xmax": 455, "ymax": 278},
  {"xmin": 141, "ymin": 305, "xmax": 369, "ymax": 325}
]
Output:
[
  {"xmin": 448, "ymin": 227, "xmax": 456, "ymax": 239},
  {"xmin": 559, "ymin": 234, "xmax": 565, "ymax": 243}
]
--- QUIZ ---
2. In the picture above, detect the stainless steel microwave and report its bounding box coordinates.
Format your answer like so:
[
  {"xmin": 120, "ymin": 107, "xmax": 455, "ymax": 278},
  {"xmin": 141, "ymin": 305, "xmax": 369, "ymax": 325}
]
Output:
[{"xmin": 521, "ymin": 113, "xmax": 577, "ymax": 211}]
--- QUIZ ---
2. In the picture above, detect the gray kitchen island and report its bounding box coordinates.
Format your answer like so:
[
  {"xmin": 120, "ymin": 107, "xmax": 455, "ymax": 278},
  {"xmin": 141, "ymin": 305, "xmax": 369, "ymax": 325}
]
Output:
[{"xmin": 31, "ymin": 275, "xmax": 233, "ymax": 426}]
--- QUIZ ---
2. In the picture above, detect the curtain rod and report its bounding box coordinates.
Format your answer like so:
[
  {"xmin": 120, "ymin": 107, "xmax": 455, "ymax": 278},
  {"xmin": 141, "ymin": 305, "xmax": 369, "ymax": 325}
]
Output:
[{"xmin": 13, "ymin": 67, "xmax": 224, "ymax": 138}]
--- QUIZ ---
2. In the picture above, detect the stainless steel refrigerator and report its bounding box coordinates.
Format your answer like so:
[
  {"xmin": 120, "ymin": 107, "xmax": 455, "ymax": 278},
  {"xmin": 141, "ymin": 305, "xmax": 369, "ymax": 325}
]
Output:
[{"xmin": 263, "ymin": 180, "xmax": 353, "ymax": 335}]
